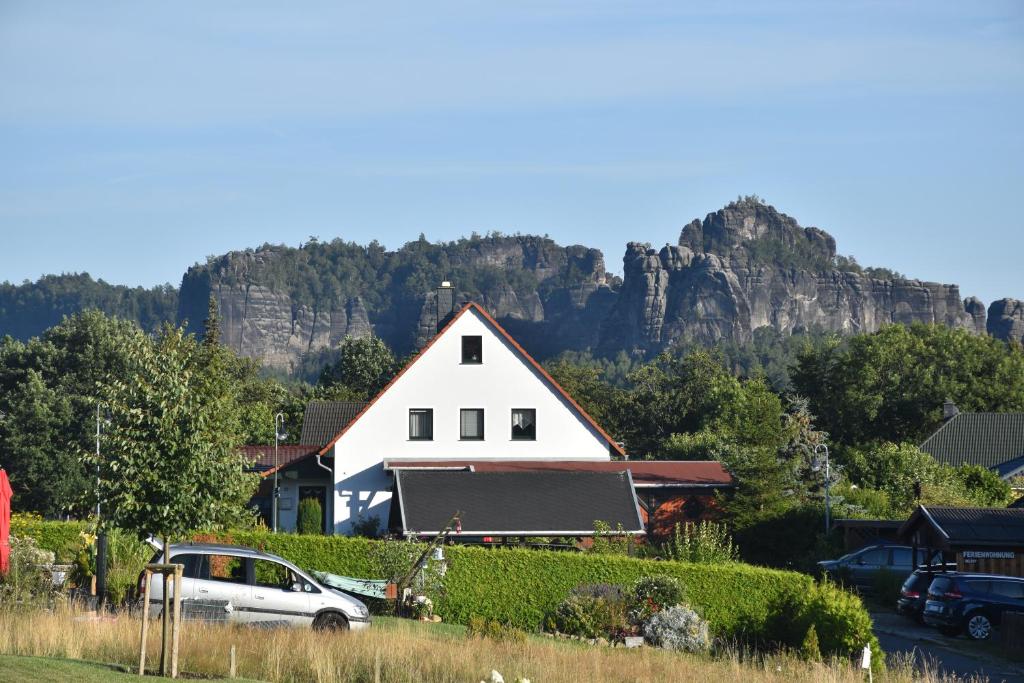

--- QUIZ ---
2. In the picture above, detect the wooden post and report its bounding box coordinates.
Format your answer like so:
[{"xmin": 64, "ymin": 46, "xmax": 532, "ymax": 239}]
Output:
[
  {"xmin": 229, "ymin": 645, "xmax": 236, "ymax": 679},
  {"xmin": 160, "ymin": 536, "xmax": 171, "ymax": 677},
  {"xmin": 374, "ymin": 649, "xmax": 381, "ymax": 683},
  {"xmin": 138, "ymin": 569, "xmax": 152, "ymax": 676},
  {"xmin": 171, "ymin": 565, "xmax": 183, "ymax": 678}
]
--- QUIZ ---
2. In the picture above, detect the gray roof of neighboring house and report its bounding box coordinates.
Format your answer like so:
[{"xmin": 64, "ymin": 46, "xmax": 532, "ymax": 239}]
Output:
[
  {"xmin": 899, "ymin": 506, "xmax": 1024, "ymax": 547},
  {"xmin": 919, "ymin": 413, "xmax": 1024, "ymax": 477},
  {"xmin": 300, "ymin": 401, "xmax": 368, "ymax": 446},
  {"xmin": 392, "ymin": 470, "xmax": 645, "ymax": 536}
]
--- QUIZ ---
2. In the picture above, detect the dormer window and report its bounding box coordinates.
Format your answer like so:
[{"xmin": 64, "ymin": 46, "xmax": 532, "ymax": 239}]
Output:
[{"xmin": 461, "ymin": 335, "xmax": 482, "ymax": 364}]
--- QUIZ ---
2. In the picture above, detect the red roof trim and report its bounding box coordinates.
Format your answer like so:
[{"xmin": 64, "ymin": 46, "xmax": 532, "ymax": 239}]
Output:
[{"xmin": 318, "ymin": 302, "xmax": 625, "ymax": 456}]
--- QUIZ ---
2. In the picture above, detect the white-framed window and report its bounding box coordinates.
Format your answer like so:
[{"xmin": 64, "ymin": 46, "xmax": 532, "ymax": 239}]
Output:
[
  {"xmin": 511, "ymin": 408, "xmax": 536, "ymax": 440},
  {"xmin": 409, "ymin": 409, "xmax": 433, "ymax": 440},
  {"xmin": 460, "ymin": 408, "xmax": 484, "ymax": 440}
]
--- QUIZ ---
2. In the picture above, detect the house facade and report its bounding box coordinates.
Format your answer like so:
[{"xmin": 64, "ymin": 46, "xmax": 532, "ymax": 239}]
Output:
[
  {"xmin": 319, "ymin": 299, "xmax": 621, "ymax": 535},
  {"xmin": 246, "ymin": 287, "xmax": 733, "ymax": 537}
]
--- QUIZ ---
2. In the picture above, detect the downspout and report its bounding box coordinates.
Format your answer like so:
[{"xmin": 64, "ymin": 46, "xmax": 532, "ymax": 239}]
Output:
[{"xmin": 315, "ymin": 448, "xmax": 333, "ymax": 533}]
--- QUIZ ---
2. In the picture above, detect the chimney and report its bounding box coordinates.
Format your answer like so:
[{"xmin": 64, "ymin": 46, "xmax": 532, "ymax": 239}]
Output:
[
  {"xmin": 436, "ymin": 281, "xmax": 455, "ymax": 333},
  {"xmin": 943, "ymin": 400, "xmax": 960, "ymax": 422}
]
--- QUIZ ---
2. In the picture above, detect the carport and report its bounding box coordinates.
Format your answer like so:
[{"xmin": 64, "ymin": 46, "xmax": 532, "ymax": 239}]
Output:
[{"xmin": 899, "ymin": 505, "xmax": 1024, "ymax": 578}]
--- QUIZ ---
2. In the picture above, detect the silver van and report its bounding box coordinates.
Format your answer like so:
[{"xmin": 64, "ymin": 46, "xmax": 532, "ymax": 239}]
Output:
[{"xmin": 142, "ymin": 541, "xmax": 370, "ymax": 630}]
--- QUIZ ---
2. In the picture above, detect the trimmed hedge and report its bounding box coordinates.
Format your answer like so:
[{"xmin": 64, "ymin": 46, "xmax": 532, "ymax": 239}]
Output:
[
  {"xmin": 194, "ymin": 530, "xmax": 880, "ymax": 663},
  {"xmin": 9, "ymin": 515, "xmax": 88, "ymax": 563}
]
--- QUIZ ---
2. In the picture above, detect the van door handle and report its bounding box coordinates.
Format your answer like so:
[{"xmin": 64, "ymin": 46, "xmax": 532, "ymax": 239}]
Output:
[
  {"xmin": 255, "ymin": 595, "xmax": 265, "ymax": 600},
  {"xmin": 199, "ymin": 588, "xmax": 209, "ymax": 594}
]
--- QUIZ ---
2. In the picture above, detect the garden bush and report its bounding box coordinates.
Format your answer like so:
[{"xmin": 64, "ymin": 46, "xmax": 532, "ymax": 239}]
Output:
[
  {"xmin": 9, "ymin": 514, "xmax": 87, "ymax": 563},
  {"xmin": 296, "ymin": 498, "xmax": 323, "ymax": 535},
  {"xmin": 548, "ymin": 584, "xmax": 629, "ymax": 639},
  {"xmin": 642, "ymin": 606, "xmax": 710, "ymax": 653},
  {"xmin": 629, "ymin": 575, "xmax": 684, "ymax": 623}
]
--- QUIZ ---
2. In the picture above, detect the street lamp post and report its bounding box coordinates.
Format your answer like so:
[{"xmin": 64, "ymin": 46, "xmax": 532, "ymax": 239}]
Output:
[
  {"xmin": 273, "ymin": 413, "xmax": 285, "ymax": 532},
  {"xmin": 814, "ymin": 443, "xmax": 831, "ymax": 535},
  {"xmin": 95, "ymin": 403, "xmax": 108, "ymax": 609}
]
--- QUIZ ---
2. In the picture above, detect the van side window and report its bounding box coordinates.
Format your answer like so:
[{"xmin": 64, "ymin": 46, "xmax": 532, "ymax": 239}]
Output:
[
  {"xmin": 253, "ymin": 559, "xmax": 295, "ymax": 589},
  {"xmin": 169, "ymin": 553, "xmax": 205, "ymax": 580},
  {"xmin": 207, "ymin": 554, "xmax": 247, "ymax": 584}
]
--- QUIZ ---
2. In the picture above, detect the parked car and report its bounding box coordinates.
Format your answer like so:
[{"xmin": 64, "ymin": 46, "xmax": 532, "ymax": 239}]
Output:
[
  {"xmin": 140, "ymin": 541, "xmax": 371, "ymax": 630},
  {"xmin": 896, "ymin": 565, "xmax": 957, "ymax": 621},
  {"xmin": 923, "ymin": 572, "xmax": 1024, "ymax": 640},
  {"xmin": 817, "ymin": 543, "xmax": 941, "ymax": 590}
]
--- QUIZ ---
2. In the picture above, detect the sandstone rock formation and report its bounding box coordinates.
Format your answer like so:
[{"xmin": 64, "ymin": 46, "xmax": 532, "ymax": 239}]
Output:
[
  {"xmin": 988, "ymin": 298, "xmax": 1024, "ymax": 344},
  {"xmin": 599, "ymin": 198, "xmax": 981, "ymax": 353}
]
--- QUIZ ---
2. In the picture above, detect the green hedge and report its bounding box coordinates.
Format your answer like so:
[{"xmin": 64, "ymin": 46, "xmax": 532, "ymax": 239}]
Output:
[
  {"xmin": 194, "ymin": 530, "xmax": 880, "ymax": 663},
  {"xmin": 9, "ymin": 515, "xmax": 88, "ymax": 563}
]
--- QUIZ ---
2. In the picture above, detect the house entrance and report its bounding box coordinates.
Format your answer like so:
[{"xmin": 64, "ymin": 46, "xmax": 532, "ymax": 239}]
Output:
[{"xmin": 298, "ymin": 486, "xmax": 327, "ymax": 534}]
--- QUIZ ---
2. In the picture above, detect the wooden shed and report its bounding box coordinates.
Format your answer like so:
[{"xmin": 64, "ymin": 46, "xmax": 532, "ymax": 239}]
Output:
[{"xmin": 899, "ymin": 505, "xmax": 1024, "ymax": 578}]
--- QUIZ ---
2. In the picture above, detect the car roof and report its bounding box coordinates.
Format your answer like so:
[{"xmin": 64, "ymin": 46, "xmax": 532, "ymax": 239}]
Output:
[
  {"xmin": 166, "ymin": 542, "xmax": 289, "ymax": 564},
  {"xmin": 934, "ymin": 572, "xmax": 1024, "ymax": 581}
]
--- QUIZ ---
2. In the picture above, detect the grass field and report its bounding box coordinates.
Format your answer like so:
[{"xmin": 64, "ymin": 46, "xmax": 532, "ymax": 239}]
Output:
[{"xmin": 0, "ymin": 606, "xmax": 982, "ymax": 683}]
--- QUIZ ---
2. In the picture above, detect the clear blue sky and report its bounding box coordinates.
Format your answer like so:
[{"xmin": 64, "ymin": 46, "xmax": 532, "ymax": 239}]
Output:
[{"xmin": 1, "ymin": 1, "xmax": 1022, "ymax": 304}]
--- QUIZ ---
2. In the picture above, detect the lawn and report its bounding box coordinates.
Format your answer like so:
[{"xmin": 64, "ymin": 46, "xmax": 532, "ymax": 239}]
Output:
[{"xmin": 0, "ymin": 606, "xmax": 955, "ymax": 683}]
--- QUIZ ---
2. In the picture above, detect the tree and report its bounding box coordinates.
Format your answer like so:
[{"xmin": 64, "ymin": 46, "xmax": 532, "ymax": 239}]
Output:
[
  {"xmin": 84, "ymin": 324, "xmax": 258, "ymax": 539},
  {"xmin": 202, "ymin": 295, "xmax": 221, "ymax": 348},
  {"xmin": 317, "ymin": 336, "xmax": 397, "ymax": 400},
  {"xmin": 793, "ymin": 324, "xmax": 1024, "ymax": 447}
]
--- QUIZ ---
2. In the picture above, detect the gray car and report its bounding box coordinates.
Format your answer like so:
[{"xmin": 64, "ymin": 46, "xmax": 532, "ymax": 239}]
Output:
[
  {"xmin": 817, "ymin": 543, "xmax": 941, "ymax": 590},
  {"xmin": 142, "ymin": 541, "xmax": 371, "ymax": 630}
]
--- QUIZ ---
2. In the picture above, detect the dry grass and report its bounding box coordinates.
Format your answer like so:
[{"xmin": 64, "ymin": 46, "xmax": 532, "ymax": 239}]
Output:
[{"xmin": 0, "ymin": 606, "xmax": 980, "ymax": 683}]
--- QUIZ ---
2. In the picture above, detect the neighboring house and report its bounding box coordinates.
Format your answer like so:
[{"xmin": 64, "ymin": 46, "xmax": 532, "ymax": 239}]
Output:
[
  {"xmin": 246, "ymin": 285, "xmax": 734, "ymax": 537},
  {"xmin": 919, "ymin": 403, "xmax": 1024, "ymax": 480}
]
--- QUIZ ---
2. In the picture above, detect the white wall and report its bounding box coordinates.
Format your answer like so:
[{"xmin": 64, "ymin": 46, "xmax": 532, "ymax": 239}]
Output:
[
  {"xmin": 330, "ymin": 307, "xmax": 612, "ymax": 534},
  {"xmin": 276, "ymin": 476, "xmax": 333, "ymax": 533}
]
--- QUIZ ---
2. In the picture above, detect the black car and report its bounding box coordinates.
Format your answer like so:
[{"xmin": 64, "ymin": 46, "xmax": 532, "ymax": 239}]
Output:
[
  {"xmin": 923, "ymin": 572, "xmax": 1024, "ymax": 639},
  {"xmin": 896, "ymin": 565, "xmax": 956, "ymax": 621}
]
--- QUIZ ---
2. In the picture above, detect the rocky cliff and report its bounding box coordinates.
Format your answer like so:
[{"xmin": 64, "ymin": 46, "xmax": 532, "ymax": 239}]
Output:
[
  {"xmin": 988, "ymin": 298, "xmax": 1024, "ymax": 344},
  {"xmin": 599, "ymin": 198, "xmax": 983, "ymax": 353}
]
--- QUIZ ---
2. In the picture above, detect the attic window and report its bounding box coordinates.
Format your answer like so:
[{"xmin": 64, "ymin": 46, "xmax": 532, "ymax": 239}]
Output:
[{"xmin": 461, "ymin": 336, "xmax": 482, "ymax": 364}]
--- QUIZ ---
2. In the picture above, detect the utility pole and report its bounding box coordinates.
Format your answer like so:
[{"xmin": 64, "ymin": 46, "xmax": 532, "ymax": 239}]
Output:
[
  {"xmin": 272, "ymin": 413, "xmax": 285, "ymax": 532},
  {"xmin": 95, "ymin": 403, "xmax": 108, "ymax": 609},
  {"xmin": 814, "ymin": 443, "xmax": 831, "ymax": 535}
]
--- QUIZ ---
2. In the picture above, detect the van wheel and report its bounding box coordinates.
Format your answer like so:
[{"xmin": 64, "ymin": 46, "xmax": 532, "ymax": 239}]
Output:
[
  {"xmin": 965, "ymin": 612, "xmax": 992, "ymax": 640},
  {"xmin": 313, "ymin": 612, "xmax": 349, "ymax": 631}
]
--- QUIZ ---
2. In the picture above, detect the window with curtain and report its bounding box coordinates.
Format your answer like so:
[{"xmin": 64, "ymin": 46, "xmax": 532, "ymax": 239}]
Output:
[
  {"xmin": 460, "ymin": 408, "xmax": 484, "ymax": 440},
  {"xmin": 409, "ymin": 409, "xmax": 433, "ymax": 440},
  {"xmin": 511, "ymin": 408, "xmax": 536, "ymax": 440}
]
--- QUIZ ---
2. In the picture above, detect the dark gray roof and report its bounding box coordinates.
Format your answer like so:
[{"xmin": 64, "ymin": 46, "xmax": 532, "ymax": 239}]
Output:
[
  {"xmin": 1010, "ymin": 496, "xmax": 1024, "ymax": 509},
  {"xmin": 919, "ymin": 413, "xmax": 1024, "ymax": 475},
  {"xmin": 300, "ymin": 401, "xmax": 368, "ymax": 446},
  {"xmin": 901, "ymin": 506, "xmax": 1024, "ymax": 547},
  {"xmin": 393, "ymin": 470, "xmax": 644, "ymax": 535}
]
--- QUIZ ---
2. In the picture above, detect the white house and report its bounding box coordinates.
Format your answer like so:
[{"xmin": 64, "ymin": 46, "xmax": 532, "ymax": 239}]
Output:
[{"xmin": 316, "ymin": 295, "xmax": 623, "ymax": 535}]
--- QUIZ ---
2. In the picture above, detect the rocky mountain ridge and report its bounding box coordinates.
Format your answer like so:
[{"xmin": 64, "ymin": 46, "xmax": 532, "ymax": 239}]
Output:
[{"xmin": 2, "ymin": 199, "xmax": 1021, "ymax": 372}]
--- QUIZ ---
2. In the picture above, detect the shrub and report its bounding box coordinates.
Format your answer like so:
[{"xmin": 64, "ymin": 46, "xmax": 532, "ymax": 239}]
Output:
[
  {"xmin": 468, "ymin": 616, "xmax": 527, "ymax": 644},
  {"xmin": 642, "ymin": 606, "xmax": 710, "ymax": 653},
  {"xmin": 296, "ymin": 498, "xmax": 323, "ymax": 535},
  {"xmin": 0, "ymin": 535, "xmax": 59, "ymax": 608},
  {"xmin": 629, "ymin": 575, "xmax": 685, "ymax": 623},
  {"xmin": 9, "ymin": 514, "xmax": 87, "ymax": 564},
  {"xmin": 588, "ymin": 521, "xmax": 632, "ymax": 555},
  {"xmin": 665, "ymin": 521, "xmax": 738, "ymax": 564},
  {"xmin": 800, "ymin": 624, "xmax": 822, "ymax": 662},
  {"xmin": 549, "ymin": 585, "xmax": 630, "ymax": 639}
]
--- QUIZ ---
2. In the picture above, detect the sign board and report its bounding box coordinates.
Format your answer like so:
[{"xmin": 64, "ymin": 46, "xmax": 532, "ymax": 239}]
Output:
[
  {"xmin": 963, "ymin": 551, "xmax": 1015, "ymax": 560},
  {"xmin": 860, "ymin": 645, "xmax": 871, "ymax": 670}
]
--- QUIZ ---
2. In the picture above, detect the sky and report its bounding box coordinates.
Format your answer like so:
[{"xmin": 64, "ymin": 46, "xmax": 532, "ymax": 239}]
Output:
[{"xmin": 1, "ymin": 1, "xmax": 1022, "ymax": 304}]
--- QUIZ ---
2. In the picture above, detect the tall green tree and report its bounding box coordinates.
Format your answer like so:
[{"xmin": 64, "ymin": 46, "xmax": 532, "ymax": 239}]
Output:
[
  {"xmin": 317, "ymin": 336, "xmax": 397, "ymax": 400},
  {"xmin": 84, "ymin": 325, "xmax": 258, "ymax": 538}
]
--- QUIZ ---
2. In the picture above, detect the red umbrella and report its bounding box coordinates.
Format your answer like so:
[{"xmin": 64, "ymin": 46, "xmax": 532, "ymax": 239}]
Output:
[{"xmin": 0, "ymin": 468, "xmax": 12, "ymax": 574}]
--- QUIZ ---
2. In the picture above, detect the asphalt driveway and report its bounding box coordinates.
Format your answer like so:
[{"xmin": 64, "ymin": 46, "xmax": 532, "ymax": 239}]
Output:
[{"xmin": 872, "ymin": 611, "xmax": 1024, "ymax": 683}]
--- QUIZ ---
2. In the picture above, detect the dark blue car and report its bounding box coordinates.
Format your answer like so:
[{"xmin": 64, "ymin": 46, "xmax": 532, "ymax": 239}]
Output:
[{"xmin": 923, "ymin": 572, "xmax": 1024, "ymax": 640}]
